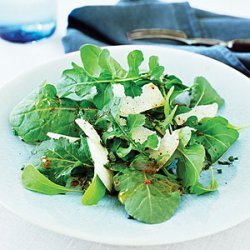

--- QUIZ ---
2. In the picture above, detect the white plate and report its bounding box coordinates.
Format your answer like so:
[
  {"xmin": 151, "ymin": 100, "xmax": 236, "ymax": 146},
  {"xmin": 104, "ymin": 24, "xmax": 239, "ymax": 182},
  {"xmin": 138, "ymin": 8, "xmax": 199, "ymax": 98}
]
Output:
[{"xmin": 0, "ymin": 45, "xmax": 250, "ymax": 246}]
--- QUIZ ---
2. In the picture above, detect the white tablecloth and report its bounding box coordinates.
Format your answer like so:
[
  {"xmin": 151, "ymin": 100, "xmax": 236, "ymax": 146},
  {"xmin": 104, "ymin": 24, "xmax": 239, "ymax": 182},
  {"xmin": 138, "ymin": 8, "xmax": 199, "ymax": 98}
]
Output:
[{"xmin": 0, "ymin": 1, "xmax": 250, "ymax": 249}]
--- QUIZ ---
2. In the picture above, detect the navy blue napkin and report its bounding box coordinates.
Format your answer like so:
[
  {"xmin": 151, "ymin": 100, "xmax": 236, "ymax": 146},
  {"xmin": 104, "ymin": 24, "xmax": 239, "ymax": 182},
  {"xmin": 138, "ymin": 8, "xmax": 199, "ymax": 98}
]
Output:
[{"xmin": 62, "ymin": 1, "xmax": 250, "ymax": 77}]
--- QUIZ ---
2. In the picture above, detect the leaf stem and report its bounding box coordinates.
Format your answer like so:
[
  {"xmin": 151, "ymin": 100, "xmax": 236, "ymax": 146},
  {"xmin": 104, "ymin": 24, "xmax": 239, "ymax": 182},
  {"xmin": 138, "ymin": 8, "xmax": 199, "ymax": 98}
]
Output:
[{"xmin": 71, "ymin": 73, "xmax": 151, "ymax": 86}]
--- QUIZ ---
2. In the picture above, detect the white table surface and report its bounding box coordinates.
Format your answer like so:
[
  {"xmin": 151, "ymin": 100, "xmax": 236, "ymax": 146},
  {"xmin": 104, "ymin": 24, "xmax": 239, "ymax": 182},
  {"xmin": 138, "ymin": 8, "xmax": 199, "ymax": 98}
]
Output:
[{"xmin": 0, "ymin": 1, "xmax": 250, "ymax": 249}]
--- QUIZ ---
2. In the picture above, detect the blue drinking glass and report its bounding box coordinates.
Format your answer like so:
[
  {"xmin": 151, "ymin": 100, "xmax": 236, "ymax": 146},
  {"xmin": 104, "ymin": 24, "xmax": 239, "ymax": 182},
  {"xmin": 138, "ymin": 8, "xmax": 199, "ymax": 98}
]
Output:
[{"xmin": 0, "ymin": 0, "xmax": 56, "ymax": 43}]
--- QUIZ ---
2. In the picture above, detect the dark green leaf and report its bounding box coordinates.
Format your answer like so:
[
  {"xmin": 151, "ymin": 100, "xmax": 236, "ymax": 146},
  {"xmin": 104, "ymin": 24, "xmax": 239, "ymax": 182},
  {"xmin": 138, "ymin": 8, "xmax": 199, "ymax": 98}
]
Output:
[
  {"xmin": 114, "ymin": 169, "xmax": 181, "ymax": 224},
  {"xmin": 93, "ymin": 83, "xmax": 114, "ymax": 109},
  {"xmin": 190, "ymin": 76, "xmax": 224, "ymax": 108},
  {"xmin": 9, "ymin": 84, "xmax": 82, "ymax": 144},
  {"xmin": 175, "ymin": 144, "xmax": 205, "ymax": 187},
  {"xmin": 123, "ymin": 81, "xmax": 143, "ymax": 97},
  {"xmin": 29, "ymin": 137, "xmax": 93, "ymax": 186},
  {"xmin": 57, "ymin": 62, "xmax": 93, "ymax": 98},
  {"xmin": 191, "ymin": 117, "xmax": 239, "ymax": 163}
]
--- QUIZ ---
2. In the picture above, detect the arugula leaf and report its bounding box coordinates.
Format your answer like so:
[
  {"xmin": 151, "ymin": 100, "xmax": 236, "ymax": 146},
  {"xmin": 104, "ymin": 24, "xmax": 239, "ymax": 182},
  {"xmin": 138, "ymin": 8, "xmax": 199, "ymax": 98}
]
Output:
[
  {"xmin": 99, "ymin": 49, "xmax": 127, "ymax": 78},
  {"xmin": 129, "ymin": 154, "xmax": 157, "ymax": 172},
  {"xmin": 127, "ymin": 50, "xmax": 144, "ymax": 77},
  {"xmin": 114, "ymin": 169, "xmax": 181, "ymax": 224},
  {"xmin": 175, "ymin": 144, "xmax": 205, "ymax": 188},
  {"xmin": 149, "ymin": 56, "xmax": 164, "ymax": 81},
  {"xmin": 141, "ymin": 134, "xmax": 159, "ymax": 150},
  {"xmin": 82, "ymin": 175, "xmax": 106, "ymax": 205},
  {"xmin": 57, "ymin": 62, "xmax": 94, "ymax": 98},
  {"xmin": 190, "ymin": 168, "xmax": 218, "ymax": 195},
  {"xmin": 122, "ymin": 81, "xmax": 143, "ymax": 97},
  {"xmin": 163, "ymin": 75, "xmax": 189, "ymax": 103},
  {"xmin": 9, "ymin": 84, "xmax": 82, "ymax": 144},
  {"xmin": 191, "ymin": 117, "xmax": 239, "ymax": 163},
  {"xmin": 127, "ymin": 114, "xmax": 146, "ymax": 130},
  {"xmin": 164, "ymin": 86, "xmax": 175, "ymax": 116},
  {"xmin": 93, "ymin": 83, "xmax": 114, "ymax": 109},
  {"xmin": 29, "ymin": 138, "xmax": 93, "ymax": 186},
  {"xmin": 161, "ymin": 86, "xmax": 178, "ymax": 128},
  {"xmin": 98, "ymin": 100, "xmax": 150, "ymax": 155},
  {"xmin": 116, "ymin": 144, "xmax": 133, "ymax": 158},
  {"xmin": 80, "ymin": 44, "xmax": 102, "ymax": 77},
  {"xmin": 190, "ymin": 76, "xmax": 224, "ymax": 108},
  {"xmin": 22, "ymin": 165, "xmax": 82, "ymax": 195}
]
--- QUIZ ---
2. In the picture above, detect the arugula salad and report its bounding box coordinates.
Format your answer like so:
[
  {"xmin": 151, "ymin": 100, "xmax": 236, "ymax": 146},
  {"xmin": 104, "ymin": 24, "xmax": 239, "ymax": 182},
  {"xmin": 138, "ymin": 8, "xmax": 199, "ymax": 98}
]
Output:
[{"xmin": 10, "ymin": 45, "xmax": 240, "ymax": 224}]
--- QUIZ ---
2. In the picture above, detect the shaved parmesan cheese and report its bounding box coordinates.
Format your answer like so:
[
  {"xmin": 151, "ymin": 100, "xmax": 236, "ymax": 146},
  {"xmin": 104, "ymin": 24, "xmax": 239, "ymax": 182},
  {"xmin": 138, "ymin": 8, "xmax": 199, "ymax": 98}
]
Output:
[
  {"xmin": 131, "ymin": 126, "xmax": 158, "ymax": 145},
  {"xmin": 175, "ymin": 103, "xmax": 218, "ymax": 125},
  {"xmin": 75, "ymin": 118, "xmax": 113, "ymax": 191},
  {"xmin": 47, "ymin": 132, "xmax": 80, "ymax": 143},
  {"xmin": 148, "ymin": 126, "xmax": 194, "ymax": 167},
  {"xmin": 75, "ymin": 119, "xmax": 100, "ymax": 142},
  {"xmin": 114, "ymin": 83, "xmax": 165, "ymax": 116},
  {"xmin": 149, "ymin": 129, "xmax": 179, "ymax": 167}
]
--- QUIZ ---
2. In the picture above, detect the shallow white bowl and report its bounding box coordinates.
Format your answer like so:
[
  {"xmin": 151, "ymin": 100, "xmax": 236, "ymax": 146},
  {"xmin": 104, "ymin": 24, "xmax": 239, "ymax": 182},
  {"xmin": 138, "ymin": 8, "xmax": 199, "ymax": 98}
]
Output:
[{"xmin": 0, "ymin": 45, "xmax": 250, "ymax": 246}]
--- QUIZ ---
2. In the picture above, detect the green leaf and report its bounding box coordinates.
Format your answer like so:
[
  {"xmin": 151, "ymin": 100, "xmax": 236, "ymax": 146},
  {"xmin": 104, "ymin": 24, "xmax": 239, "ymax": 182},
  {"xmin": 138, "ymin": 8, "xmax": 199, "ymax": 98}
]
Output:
[
  {"xmin": 99, "ymin": 49, "xmax": 127, "ymax": 78},
  {"xmin": 93, "ymin": 83, "xmax": 114, "ymax": 109},
  {"xmin": 22, "ymin": 165, "xmax": 81, "ymax": 195},
  {"xmin": 192, "ymin": 117, "xmax": 239, "ymax": 163},
  {"xmin": 80, "ymin": 44, "xmax": 102, "ymax": 77},
  {"xmin": 164, "ymin": 86, "xmax": 175, "ymax": 116},
  {"xmin": 97, "ymin": 97, "xmax": 121, "ymax": 122},
  {"xmin": 129, "ymin": 154, "xmax": 157, "ymax": 172},
  {"xmin": 127, "ymin": 50, "xmax": 144, "ymax": 77},
  {"xmin": 127, "ymin": 114, "xmax": 146, "ymax": 131},
  {"xmin": 9, "ymin": 84, "xmax": 82, "ymax": 144},
  {"xmin": 116, "ymin": 144, "xmax": 133, "ymax": 158},
  {"xmin": 149, "ymin": 56, "xmax": 164, "ymax": 81},
  {"xmin": 163, "ymin": 75, "xmax": 189, "ymax": 103},
  {"xmin": 123, "ymin": 81, "xmax": 143, "ymax": 98},
  {"xmin": 79, "ymin": 101, "xmax": 98, "ymax": 125},
  {"xmin": 57, "ymin": 62, "xmax": 94, "ymax": 98},
  {"xmin": 141, "ymin": 134, "xmax": 159, "ymax": 150},
  {"xmin": 190, "ymin": 168, "xmax": 218, "ymax": 195},
  {"xmin": 114, "ymin": 169, "xmax": 181, "ymax": 224},
  {"xmin": 82, "ymin": 175, "xmax": 106, "ymax": 205},
  {"xmin": 29, "ymin": 137, "xmax": 93, "ymax": 186},
  {"xmin": 163, "ymin": 105, "xmax": 178, "ymax": 128},
  {"xmin": 175, "ymin": 144, "xmax": 205, "ymax": 187},
  {"xmin": 162, "ymin": 85, "xmax": 178, "ymax": 128},
  {"xmin": 191, "ymin": 76, "xmax": 224, "ymax": 108}
]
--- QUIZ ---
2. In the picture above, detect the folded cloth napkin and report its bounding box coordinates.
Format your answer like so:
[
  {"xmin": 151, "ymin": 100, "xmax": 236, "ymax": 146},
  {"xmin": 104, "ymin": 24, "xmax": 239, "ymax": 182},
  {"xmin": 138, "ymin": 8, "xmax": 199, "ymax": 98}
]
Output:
[{"xmin": 62, "ymin": 0, "xmax": 250, "ymax": 77}]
